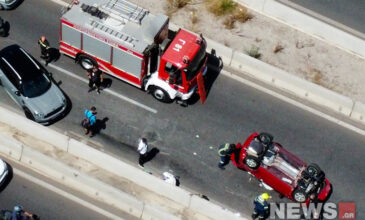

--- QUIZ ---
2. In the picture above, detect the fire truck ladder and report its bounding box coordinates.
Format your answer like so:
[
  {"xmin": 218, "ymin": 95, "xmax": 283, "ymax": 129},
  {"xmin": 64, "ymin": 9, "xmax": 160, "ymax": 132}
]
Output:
[
  {"xmin": 89, "ymin": 20, "xmax": 137, "ymax": 47},
  {"xmin": 102, "ymin": 0, "xmax": 149, "ymax": 25}
]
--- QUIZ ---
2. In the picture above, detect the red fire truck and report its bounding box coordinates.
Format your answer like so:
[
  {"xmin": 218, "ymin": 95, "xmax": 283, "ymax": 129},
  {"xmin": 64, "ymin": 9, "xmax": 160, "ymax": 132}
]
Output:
[{"xmin": 60, "ymin": 0, "xmax": 208, "ymax": 104}]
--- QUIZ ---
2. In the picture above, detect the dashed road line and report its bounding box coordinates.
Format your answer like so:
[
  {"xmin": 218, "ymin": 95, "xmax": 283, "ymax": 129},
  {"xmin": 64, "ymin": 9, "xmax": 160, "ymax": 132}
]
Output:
[{"xmin": 48, "ymin": 63, "xmax": 158, "ymax": 114}]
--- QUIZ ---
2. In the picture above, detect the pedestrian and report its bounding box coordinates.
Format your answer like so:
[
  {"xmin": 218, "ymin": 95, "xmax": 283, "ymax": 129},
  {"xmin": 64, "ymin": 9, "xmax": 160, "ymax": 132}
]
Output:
[
  {"xmin": 87, "ymin": 66, "xmax": 104, "ymax": 94},
  {"xmin": 137, "ymin": 137, "xmax": 148, "ymax": 168},
  {"xmin": 252, "ymin": 193, "xmax": 271, "ymax": 220},
  {"xmin": 0, "ymin": 17, "xmax": 8, "ymax": 37},
  {"xmin": 82, "ymin": 106, "xmax": 97, "ymax": 137},
  {"xmin": 38, "ymin": 36, "xmax": 51, "ymax": 66},
  {"xmin": 217, "ymin": 143, "xmax": 235, "ymax": 170}
]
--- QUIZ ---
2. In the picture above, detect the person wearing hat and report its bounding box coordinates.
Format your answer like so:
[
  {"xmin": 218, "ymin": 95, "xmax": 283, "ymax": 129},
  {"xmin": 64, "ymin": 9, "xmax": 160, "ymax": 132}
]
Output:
[{"xmin": 252, "ymin": 193, "xmax": 271, "ymax": 220}]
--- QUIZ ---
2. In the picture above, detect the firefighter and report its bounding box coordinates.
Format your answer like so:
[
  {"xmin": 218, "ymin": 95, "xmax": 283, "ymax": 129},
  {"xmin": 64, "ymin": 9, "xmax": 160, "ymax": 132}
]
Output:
[
  {"xmin": 87, "ymin": 66, "xmax": 104, "ymax": 94},
  {"xmin": 252, "ymin": 193, "xmax": 271, "ymax": 220},
  {"xmin": 217, "ymin": 143, "xmax": 235, "ymax": 170},
  {"xmin": 38, "ymin": 36, "xmax": 51, "ymax": 66}
]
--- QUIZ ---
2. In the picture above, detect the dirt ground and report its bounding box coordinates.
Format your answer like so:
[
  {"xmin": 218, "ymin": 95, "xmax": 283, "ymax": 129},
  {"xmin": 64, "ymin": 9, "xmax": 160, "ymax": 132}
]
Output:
[{"xmin": 129, "ymin": 0, "xmax": 365, "ymax": 103}]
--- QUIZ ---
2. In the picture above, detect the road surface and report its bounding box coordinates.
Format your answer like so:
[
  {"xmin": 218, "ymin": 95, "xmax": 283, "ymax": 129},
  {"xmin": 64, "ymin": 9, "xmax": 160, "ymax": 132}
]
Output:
[{"xmin": 0, "ymin": 0, "xmax": 364, "ymax": 217}]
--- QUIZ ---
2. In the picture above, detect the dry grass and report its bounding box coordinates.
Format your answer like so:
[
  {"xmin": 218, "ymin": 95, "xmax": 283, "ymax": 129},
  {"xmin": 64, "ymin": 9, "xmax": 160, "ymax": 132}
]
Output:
[
  {"xmin": 231, "ymin": 5, "xmax": 252, "ymax": 23},
  {"xmin": 223, "ymin": 16, "xmax": 235, "ymax": 29},
  {"xmin": 165, "ymin": 0, "xmax": 190, "ymax": 16},
  {"xmin": 273, "ymin": 43, "xmax": 284, "ymax": 53},
  {"xmin": 190, "ymin": 9, "xmax": 199, "ymax": 24},
  {"xmin": 307, "ymin": 66, "xmax": 323, "ymax": 85},
  {"xmin": 205, "ymin": 0, "xmax": 237, "ymax": 16}
]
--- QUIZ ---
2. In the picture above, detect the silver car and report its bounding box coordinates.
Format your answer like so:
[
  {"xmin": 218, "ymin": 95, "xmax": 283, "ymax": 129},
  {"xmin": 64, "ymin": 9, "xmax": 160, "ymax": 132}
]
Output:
[{"xmin": 0, "ymin": 45, "xmax": 67, "ymax": 124}]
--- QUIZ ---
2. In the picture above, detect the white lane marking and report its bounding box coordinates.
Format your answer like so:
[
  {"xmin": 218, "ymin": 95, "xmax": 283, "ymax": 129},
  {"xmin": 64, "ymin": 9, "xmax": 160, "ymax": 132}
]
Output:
[
  {"xmin": 48, "ymin": 64, "xmax": 158, "ymax": 114},
  {"xmin": 221, "ymin": 70, "xmax": 365, "ymax": 136},
  {"xmin": 14, "ymin": 168, "xmax": 125, "ymax": 220}
]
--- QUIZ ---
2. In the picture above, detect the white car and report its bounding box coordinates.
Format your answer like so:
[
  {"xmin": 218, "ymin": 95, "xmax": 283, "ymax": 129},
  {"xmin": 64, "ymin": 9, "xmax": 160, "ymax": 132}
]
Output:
[
  {"xmin": 0, "ymin": 0, "xmax": 21, "ymax": 10},
  {"xmin": 0, "ymin": 159, "xmax": 9, "ymax": 187}
]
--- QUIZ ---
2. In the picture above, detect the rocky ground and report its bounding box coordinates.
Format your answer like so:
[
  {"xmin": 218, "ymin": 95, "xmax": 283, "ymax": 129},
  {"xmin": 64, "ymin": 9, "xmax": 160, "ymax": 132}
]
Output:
[{"xmin": 129, "ymin": 0, "xmax": 365, "ymax": 103}]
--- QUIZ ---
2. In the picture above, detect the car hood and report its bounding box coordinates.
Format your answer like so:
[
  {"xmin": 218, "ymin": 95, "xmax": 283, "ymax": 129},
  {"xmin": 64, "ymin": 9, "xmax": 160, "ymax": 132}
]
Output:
[{"xmin": 24, "ymin": 83, "xmax": 65, "ymax": 115}]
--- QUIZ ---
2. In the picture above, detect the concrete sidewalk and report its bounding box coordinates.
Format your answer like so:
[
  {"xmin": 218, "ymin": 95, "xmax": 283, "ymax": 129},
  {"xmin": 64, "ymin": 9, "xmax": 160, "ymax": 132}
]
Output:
[{"xmin": 0, "ymin": 107, "xmax": 247, "ymax": 220}]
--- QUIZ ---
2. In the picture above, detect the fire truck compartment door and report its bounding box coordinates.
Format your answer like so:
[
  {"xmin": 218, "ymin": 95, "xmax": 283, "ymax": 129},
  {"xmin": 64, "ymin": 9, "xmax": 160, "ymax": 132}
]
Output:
[{"xmin": 197, "ymin": 72, "xmax": 207, "ymax": 104}]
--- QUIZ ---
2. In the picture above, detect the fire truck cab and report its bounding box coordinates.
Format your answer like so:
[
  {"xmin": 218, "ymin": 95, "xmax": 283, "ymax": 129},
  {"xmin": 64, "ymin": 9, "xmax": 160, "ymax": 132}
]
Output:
[{"xmin": 60, "ymin": 0, "xmax": 208, "ymax": 104}]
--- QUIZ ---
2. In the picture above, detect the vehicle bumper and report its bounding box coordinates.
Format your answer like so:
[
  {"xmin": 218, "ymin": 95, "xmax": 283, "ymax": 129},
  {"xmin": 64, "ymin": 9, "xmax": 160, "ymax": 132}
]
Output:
[
  {"xmin": 1, "ymin": 0, "xmax": 19, "ymax": 9},
  {"xmin": 177, "ymin": 85, "xmax": 197, "ymax": 101},
  {"xmin": 35, "ymin": 104, "xmax": 68, "ymax": 124}
]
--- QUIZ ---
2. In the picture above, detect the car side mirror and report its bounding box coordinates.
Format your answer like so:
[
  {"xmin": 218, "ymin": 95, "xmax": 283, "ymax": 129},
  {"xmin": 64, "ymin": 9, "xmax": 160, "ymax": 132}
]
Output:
[
  {"xmin": 14, "ymin": 91, "xmax": 20, "ymax": 96},
  {"xmin": 57, "ymin": 80, "xmax": 62, "ymax": 86}
]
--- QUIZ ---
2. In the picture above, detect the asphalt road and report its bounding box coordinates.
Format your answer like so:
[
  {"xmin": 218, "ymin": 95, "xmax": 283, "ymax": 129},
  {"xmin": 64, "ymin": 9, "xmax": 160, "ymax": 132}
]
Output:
[
  {"xmin": 286, "ymin": 0, "xmax": 365, "ymax": 36},
  {"xmin": 0, "ymin": 159, "xmax": 123, "ymax": 220},
  {"xmin": 1, "ymin": 0, "xmax": 365, "ymax": 218}
]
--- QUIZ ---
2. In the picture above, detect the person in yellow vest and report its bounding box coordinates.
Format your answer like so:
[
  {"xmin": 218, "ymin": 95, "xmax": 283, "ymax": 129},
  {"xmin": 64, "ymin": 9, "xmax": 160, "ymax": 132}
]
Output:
[
  {"xmin": 252, "ymin": 193, "xmax": 271, "ymax": 220},
  {"xmin": 218, "ymin": 143, "xmax": 235, "ymax": 170}
]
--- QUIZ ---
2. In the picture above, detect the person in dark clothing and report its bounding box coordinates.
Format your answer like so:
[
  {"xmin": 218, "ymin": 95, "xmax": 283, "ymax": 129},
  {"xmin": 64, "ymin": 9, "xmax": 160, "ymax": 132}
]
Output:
[
  {"xmin": 252, "ymin": 193, "xmax": 271, "ymax": 220},
  {"xmin": 38, "ymin": 36, "xmax": 51, "ymax": 66},
  {"xmin": 11, "ymin": 205, "xmax": 37, "ymax": 220},
  {"xmin": 87, "ymin": 66, "xmax": 104, "ymax": 94},
  {"xmin": 217, "ymin": 143, "xmax": 235, "ymax": 170},
  {"xmin": 0, "ymin": 17, "xmax": 8, "ymax": 37}
]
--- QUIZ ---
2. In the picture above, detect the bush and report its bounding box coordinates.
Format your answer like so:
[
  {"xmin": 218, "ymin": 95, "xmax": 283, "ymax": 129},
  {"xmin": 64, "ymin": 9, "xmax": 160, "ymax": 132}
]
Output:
[
  {"xmin": 168, "ymin": 0, "xmax": 190, "ymax": 8},
  {"xmin": 247, "ymin": 46, "xmax": 261, "ymax": 59},
  {"xmin": 206, "ymin": 0, "xmax": 237, "ymax": 16},
  {"xmin": 232, "ymin": 6, "xmax": 252, "ymax": 23}
]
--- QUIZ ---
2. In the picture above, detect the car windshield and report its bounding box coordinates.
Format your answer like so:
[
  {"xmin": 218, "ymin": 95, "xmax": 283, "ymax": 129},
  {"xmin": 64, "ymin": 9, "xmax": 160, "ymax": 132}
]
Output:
[
  {"xmin": 185, "ymin": 40, "xmax": 207, "ymax": 81},
  {"xmin": 21, "ymin": 73, "xmax": 51, "ymax": 98}
]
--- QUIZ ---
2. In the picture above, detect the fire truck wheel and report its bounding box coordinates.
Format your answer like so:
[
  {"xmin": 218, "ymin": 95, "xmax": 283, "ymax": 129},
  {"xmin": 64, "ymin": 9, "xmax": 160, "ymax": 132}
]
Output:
[
  {"xmin": 244, "ymin": 155, "xmax": 260, "ymax": 169},
  {"xmin": 152, "ymin": 87, "xmax": 172, "ymax": 103},
  {"xmin": 78, "ymin": 54, "xmax": 97, "ymax": 70},
  {"xmin": 292, "ymin": 188, "xmax": 307, "ymax": 203}
]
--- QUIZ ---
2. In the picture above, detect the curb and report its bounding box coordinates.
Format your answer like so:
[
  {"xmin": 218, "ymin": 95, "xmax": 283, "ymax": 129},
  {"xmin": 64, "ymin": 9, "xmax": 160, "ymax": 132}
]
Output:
[{"xmin": 0, "ymin": 107, "xmax": 247, "ymax": 220}]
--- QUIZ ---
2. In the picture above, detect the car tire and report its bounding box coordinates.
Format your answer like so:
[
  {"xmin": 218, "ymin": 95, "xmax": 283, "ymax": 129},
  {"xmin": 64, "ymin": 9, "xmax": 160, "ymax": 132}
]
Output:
[
  {"xmin": 244, "ymin": 155, "xmax": 260, "ymax": 169},
  {"xmin": 306, "ymin": 163, "xmax": 322, "ymax": 177},
  {"xmin": 292, "ymin": 188, "xmax": 307, "ymax": 203},
  {"xmin": 24, "ymin": 108, "xmax": 35, "ymax": 121},
  {"xmin": 78, "ymin": 54, "xmax": 97, "ymax": 70},
  {"xmin": 152, "ymin": 86, "xmax": 172, "ymax": 103}
]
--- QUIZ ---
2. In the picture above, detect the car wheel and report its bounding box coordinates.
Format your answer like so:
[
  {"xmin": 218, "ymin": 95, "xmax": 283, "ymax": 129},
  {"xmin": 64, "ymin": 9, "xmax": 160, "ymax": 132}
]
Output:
[
  {"xmin": 24, "ymin": 108, "xmax": 35, "ymax": 121},
  {"xmin": 152, "ymin": 87, "xmax": 172, "ymax": 103},
  {"xmin": 306, "ymin": 163, "xmax": 322, "ymax": 176},
  {"xmin": 293, "ymin": 188, "xmax": 307, "ymax": 203},
  {"xmin": 0, "ymin": 4, "xmax": 4, "ymax": 10},
  {"xmin": 78, "ymin": 54, "xmax": 97, "ymax": 70},
  {"xmin": 244, "ymin": 155, "xmax": 260, "ymax": 169}
]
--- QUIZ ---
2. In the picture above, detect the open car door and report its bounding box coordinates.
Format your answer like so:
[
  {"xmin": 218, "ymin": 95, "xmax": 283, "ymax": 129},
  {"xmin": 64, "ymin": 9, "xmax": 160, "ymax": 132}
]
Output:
[{"xmin": 197, "ymin": 72, "xmax": 207, "ymax": 104}]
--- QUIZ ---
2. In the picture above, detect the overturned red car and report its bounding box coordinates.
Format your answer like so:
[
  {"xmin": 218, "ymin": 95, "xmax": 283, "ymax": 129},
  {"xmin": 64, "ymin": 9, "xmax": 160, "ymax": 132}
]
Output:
[{"xmin": 231, "ymin": 132, "xmax": 332, "ymax": 203}]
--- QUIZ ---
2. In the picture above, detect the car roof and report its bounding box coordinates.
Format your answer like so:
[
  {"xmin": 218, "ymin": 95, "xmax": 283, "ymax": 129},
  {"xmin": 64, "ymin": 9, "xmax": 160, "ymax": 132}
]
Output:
[{"xmin": 0, "ymin": 44, "xmax": 43, "ymax": 81}]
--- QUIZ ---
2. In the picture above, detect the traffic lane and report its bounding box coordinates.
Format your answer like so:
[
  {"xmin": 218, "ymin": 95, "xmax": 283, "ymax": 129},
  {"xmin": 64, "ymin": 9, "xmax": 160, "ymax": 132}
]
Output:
[
  {"xmin": 286, "ymin": 0, "xmax": 365, "ymax": 35},
  {"xmin": 140, "ymin": 74, "xmax": 365, "ymax": 214},
  {"xmin": 0, "ymin": 161, "xmax": 112, "ymax": 220},
  {"xmin": 1, "ymin": 0, "xmax": 365, "ymax": 216}
]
